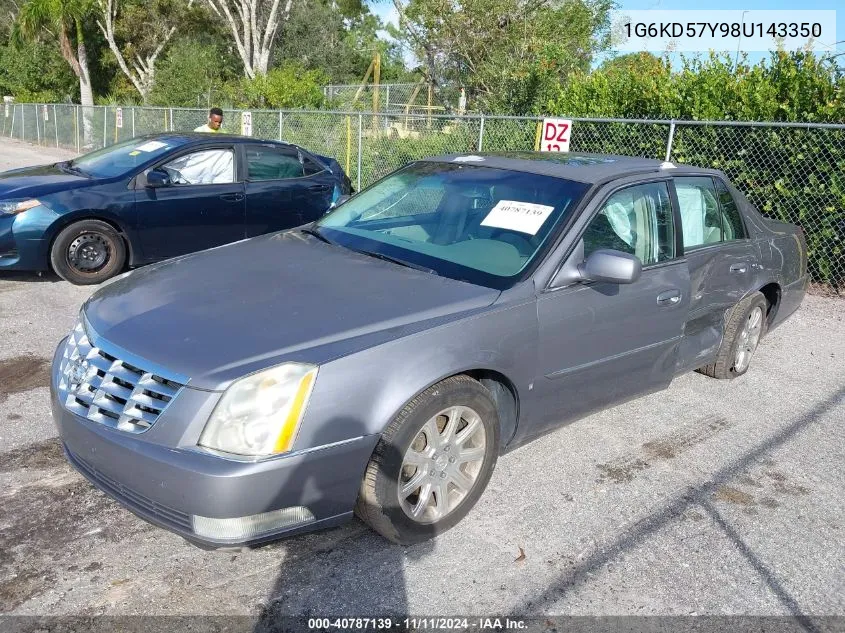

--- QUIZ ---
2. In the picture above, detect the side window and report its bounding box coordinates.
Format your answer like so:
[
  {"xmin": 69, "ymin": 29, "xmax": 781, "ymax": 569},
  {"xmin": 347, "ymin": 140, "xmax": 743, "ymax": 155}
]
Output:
[
  {"xmin": 715, "ymin": 179, "xmax": 747, "ymax": 240},
  {"xmin": 675, "ymin": 177, "xmax": 722, "ymax": 248},
  {"xmin": 162, "ymin": 149, "xmax": 234, "ymax": 185},
  {"xmin": 246, "ymin": 146, "xmax": 303, "ymax": 181},
  {"xmin": 302, "ymin": 156, "xmax": 325, "ymax": 176},
  {"xmin": 582, "ymin": 182, "xmax": 675, "ymax": 266}
]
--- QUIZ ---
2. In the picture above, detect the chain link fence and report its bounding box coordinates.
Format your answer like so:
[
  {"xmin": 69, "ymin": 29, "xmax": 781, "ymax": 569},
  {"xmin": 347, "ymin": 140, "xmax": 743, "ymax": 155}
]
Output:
[
  {"xmin": 322, "ymin": 83, "xmax": 457, "ymax": 115},
  {"xmin": 2, "ymin": 103, "xmax": 843, "ymax": 289}
]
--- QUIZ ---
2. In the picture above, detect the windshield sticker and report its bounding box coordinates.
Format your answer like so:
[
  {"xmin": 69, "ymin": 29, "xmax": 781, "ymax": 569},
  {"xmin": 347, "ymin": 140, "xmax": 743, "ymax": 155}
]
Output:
[
  {"xmin": 453, "ymin": 155, "xmax": 485, "ymax": 162},
  {"xmin": 128, "ymin": 150, "xmax": 141, "ymax": 156},
  {"xmin": 135, "ymin": 140, "xmax": 168, "ymax": 152},
  {"xmin": 480, "ymin": 200, "xmax": 555, "ymax": 235}
]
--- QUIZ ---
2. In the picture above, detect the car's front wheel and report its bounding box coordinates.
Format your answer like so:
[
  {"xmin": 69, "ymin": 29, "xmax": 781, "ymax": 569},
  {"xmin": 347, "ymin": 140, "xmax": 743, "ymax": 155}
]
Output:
[
  {"xmin": 50, "ymin": 219, "xmax": 127, "ymax": 285},
  {"xmin": 355, "ymin": 375, "xmax": 500, "ymax": 544}
]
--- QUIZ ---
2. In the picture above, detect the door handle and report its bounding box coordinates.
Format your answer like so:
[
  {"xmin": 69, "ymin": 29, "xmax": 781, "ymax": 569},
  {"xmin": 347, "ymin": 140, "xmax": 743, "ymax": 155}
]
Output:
[
  {"xmin": 220, "ymin": 193, "xmax": 244, "ymax": 202},
  {"xmin": 730, "ymin": 263, "xmax": 748, "ymax": 273},
  {"xmin": 657, "ymin": 290, "xmax": 682, "ymax": 306}
]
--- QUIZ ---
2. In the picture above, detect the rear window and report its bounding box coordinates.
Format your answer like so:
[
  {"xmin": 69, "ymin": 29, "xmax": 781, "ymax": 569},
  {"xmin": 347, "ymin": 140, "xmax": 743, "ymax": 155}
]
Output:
[{"xmin": 246, "ymin": 146, "xmax": 303, "ymax": 180}]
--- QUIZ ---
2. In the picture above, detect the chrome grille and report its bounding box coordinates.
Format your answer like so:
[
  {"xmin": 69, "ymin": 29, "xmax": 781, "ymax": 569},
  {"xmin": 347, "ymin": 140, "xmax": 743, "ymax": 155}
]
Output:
[{"xmin": 58, "ymin": 320, "xmax": 185, "ymax": 433}]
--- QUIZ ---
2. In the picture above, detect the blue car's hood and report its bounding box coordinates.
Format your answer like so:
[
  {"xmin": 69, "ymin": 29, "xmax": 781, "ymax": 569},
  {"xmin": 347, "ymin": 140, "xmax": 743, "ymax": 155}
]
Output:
[
  {"xmin": 0, "ymin": 163, "xmax": 90, "ymax": 198},
  {"xmin": 83, "ymin": 231, "xmax": 500, "ymax": 390}
]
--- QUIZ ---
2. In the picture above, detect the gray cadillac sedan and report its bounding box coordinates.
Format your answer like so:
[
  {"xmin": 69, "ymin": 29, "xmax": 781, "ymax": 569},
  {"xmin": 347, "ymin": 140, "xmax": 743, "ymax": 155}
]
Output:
[{"xmin": 51, "ymin": 153, "xmax": 808, "ymax": 547}]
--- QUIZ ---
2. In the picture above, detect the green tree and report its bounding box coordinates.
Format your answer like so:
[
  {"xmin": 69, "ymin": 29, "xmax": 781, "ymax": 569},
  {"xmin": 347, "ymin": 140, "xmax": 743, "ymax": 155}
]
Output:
[
  {"xmin": 392, "ymin": 0, "xmax": 614, "ymax": 114},
  {"xmin": 96, "ymin": 0, "xmax": 203, "ymax": 102},
  {"xmin": 273, "ymin": 0, "xmax": 408, "ymax": 84},
  {"xmin": 148, "ymin": 37, "xmax": 240, "ymax": 106},
  {"xmin": 13, "ymin": 0, "xmax": 99, "ymax": 143},
  {"xmin": 0, "ymin": 39, "xmax": 78, "ymax": 101},
  {"xmin": 231, "ymin": 62, "xmax": 326, "ymax": 108}
]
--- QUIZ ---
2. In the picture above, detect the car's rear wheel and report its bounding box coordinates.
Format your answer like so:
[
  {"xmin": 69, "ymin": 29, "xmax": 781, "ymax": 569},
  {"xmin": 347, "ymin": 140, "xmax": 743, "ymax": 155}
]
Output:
[
  {"xmin": 698, "ymin": 291, "xmax": 768, "ymax": 379},
  {"xmin": 50, "ymin": 220, "xmax": 126, "ymax": 285},
  {"xmin": 355, "ymin": 375, "xmax": 500, "ymax": 544}
]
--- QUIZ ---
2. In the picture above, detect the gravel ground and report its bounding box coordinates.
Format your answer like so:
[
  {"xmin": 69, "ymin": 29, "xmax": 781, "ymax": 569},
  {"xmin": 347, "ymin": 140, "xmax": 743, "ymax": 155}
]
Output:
[{"xmin": 1, "ymin": 139, "xmax": 844, "ymax": 621}]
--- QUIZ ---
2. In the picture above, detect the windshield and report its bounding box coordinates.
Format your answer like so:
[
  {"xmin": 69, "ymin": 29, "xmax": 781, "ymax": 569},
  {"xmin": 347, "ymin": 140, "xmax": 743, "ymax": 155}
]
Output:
[
  {"xmin": 316, "ymin": 162, "xmax": 589, "ymax": 289},
  {"xmin": 69, "ymin": 137, "xmax": 183, "ymax": 178}
]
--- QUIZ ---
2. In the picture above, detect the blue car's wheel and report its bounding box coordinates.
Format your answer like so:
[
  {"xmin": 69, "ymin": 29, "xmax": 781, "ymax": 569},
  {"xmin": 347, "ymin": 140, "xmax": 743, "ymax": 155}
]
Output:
[{"xmin": 50, "ymin": 220, "xmax": 127, "ymax": 285}]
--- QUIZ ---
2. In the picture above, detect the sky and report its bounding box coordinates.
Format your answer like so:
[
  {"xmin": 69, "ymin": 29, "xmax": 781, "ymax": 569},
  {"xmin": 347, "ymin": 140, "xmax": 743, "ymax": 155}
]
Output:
[{"xmin": 370, "ymin": 0, "xmax": 843, "ymax": 70}]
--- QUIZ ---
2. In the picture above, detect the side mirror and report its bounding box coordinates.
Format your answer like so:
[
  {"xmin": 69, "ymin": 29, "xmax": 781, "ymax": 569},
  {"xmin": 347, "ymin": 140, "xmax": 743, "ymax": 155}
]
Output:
[
  {"xmin": 579, "ymin": 249, "xmax": 642, "ymax": 284},
  {"xmin": 145, "ymin": 168, "xmax": 171, "ymax": 188},
  {"xmin": 550, "ymin": 241, "xmax": 642, "ymax": 288}
]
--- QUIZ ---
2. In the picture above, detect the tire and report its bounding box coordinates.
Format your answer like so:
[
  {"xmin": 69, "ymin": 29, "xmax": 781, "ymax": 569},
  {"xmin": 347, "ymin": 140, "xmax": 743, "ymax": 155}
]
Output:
[
  {"xmin": 50, "ymin": 220, "xmax": 127, "ymax": 285},
  {"xmin": 698, "ymin": 291, "xmax": 768, "ymax": 379},
  {"xmin": 355, "ymin": 375, "xmax": 500, "ymax": 544}
]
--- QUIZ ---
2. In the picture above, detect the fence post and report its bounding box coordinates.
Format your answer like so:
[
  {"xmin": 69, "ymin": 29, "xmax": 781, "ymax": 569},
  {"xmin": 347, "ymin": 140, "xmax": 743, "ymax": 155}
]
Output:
[
  {"xmin": 21, "ymin": 105, "xmax": 24, "ymax": 142},
  {"xmin": 36, "ymin": 105, "xmax": 41, "ymax": 145},
  {"xmin": 75, "ymin": 106, "xmax": 80, "ymax": 153},
  {"xmin": 385, "ymin": 85, "xmax": 390, "ymax": 113},
  {"xmin": 279, "ymin": 111, "xmax": 283, "ymax": 141},
  {"xmin": 132, "ymin": 107, "xmax": 136, "ymax": 138},
  {"xmin": 345, "ymin": 115, "xmax": 352, "ymax": 176},
  {"xmin": 665, "ymin": 120, "xmax": 676, "ymax": 161},
  {"xmin": 477, "ymin": 115, "xmax": 485, "ymax": 151},
  {"xmin": 357, "ymin": 113, "xmax": 363, "ymax": 191},
  {"xmin": 54, "ymin": 105, "xmax": 59, "ymax": 148},
  {"xmin": 9, "ymin": 105, "xmax": 15, "ymax": 141},
  {"xmin": 102, "ymin": 106, "xmax": 107, "ymax": 147}
]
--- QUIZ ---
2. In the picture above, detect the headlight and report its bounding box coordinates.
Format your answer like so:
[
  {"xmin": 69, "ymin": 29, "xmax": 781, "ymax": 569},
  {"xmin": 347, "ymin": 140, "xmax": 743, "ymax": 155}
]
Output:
[
  {"xmin": 199, "ymin": 363, "xmax": 317, "ymax": 457},
  {"xmin": 0, "ymin": 199, "xmax": 42, "ymax": 215}
]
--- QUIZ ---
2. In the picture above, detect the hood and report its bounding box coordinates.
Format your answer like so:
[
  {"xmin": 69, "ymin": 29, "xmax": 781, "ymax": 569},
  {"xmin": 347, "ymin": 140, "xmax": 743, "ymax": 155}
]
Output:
[
  {"xmin": 83, "ymin": 231, "xmax": 500, "ymax": 390},
  {"xmin": 0, "ymin": 163, "xmax": 90, "ymax": 198}
]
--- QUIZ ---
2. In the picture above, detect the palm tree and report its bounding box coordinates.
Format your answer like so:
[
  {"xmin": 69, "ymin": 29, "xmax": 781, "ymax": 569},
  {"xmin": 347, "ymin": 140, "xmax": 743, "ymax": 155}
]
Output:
[{"xmin": 14, "ymin": 0, "xmax": 97, "ymax": 146}]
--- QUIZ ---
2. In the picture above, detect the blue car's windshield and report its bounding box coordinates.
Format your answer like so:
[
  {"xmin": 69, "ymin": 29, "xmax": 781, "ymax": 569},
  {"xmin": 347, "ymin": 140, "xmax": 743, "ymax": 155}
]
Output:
[
  {"xmin": 317, "ymin": 162, "xmax": 589, "ymax": 289},
  {"xmin": 69, "ymin": 137, "xmax": 185, "ymax": 178}
]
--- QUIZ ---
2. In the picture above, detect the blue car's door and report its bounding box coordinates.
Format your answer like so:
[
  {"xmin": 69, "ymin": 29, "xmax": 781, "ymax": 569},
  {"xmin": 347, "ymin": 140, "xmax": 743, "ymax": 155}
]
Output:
[
  {"xmin": 243, "ymin": 144, "xmax": 334, "ymax": 237},
  {"xmin": 533, "ymin": 180, "xmax": 690, "ymax": 434},
  {"xmin": 134, "ymin": 145, "xmax": 245, "ymax": 262}
]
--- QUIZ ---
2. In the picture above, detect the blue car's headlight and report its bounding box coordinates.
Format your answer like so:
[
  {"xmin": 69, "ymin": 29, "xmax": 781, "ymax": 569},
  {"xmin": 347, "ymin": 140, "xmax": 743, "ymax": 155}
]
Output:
[{"xmin": 0, "ymin": 199, "xmax": 42, "ymax": 215}]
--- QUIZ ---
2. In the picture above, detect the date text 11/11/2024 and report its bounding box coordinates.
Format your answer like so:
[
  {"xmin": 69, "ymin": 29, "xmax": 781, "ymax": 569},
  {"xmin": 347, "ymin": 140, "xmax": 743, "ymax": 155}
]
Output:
[{"xmin": 307, "ymin": 617, "xmax": 528, "ymax": 630}]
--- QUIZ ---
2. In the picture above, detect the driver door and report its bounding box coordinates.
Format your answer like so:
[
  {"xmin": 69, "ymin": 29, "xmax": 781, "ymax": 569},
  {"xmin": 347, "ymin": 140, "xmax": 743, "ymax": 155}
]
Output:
[
  {"xmin": 134, "ymin": 146, "xmax": 245, "ymax": 262},
  {"xmin": 533, "ymin": 180, "xmax": 690, "ymax": 433}
]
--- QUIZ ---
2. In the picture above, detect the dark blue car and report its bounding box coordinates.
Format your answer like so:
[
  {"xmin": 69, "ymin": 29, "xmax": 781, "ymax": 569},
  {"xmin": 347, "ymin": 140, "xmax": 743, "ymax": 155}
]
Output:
[{"xmin": 0, "ymin": 134, "xmax": 351, "ymax": 284}]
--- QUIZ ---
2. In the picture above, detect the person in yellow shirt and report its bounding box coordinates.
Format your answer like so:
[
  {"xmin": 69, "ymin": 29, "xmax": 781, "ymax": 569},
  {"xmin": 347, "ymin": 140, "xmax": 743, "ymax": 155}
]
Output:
[{"xmin": 194, "ymin": 107, "xmax": 224, "ymax": 133}]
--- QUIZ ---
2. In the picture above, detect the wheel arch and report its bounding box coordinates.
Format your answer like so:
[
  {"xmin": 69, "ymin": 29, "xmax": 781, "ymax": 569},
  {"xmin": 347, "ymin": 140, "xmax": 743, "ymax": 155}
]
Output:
[
  {"xmin": 45, "ymin": 212, "xmax": 136, "ymax": 270},
  {"xmin": 758, "ymin": 281, "xmax": 782, "ymax": 326},
  {"xmin": 378, "ymin": 367, "xmax": 521, "ymax": 454}
]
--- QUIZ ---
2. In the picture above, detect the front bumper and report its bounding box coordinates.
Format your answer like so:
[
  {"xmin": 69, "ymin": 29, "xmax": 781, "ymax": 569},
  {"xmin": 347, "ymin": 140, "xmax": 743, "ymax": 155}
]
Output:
[
  {"xmin": 51, "ymin": 349, "xmax": 379, "ymax": 548},
  {"xmin": 0, "ymin": 209, "xmax": 53, "ymax": 271}
]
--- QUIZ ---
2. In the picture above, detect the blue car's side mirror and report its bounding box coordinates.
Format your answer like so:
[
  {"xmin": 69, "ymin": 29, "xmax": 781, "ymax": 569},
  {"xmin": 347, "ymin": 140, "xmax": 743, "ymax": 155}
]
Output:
[{"xmin": 146, "ymin": 168, "xmax": 172, "ymax": 188}]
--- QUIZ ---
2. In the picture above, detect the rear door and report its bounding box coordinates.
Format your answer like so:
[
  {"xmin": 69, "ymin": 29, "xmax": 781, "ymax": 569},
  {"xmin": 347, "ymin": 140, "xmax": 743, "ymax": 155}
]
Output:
[
  {"xmin": 134, "ymin": 145, "xmax": 245, "ymax": 262},
  {"xmin": 534, "ymin": 179, "xmax": 690, "ymax": 433},
  {"xmin": 672, "ymin": 175, "xmax": 759, "ymax": 372},
  {"xmin": 243, "ymin": 144, "xmax": 335, "ymax": 237}
]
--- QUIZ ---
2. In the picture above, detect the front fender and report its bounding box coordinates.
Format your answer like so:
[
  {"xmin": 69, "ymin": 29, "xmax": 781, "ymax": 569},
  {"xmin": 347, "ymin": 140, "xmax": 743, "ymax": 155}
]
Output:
[{"xmin": 295, "ymin": 299, "xmax": 539, "ymax": 452}]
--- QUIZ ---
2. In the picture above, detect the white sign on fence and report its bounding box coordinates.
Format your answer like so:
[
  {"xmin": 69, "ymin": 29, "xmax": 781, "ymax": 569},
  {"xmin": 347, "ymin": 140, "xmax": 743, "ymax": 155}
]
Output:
[
  {"xmin": 116, "ymin": 107, "xmax": 123, "ymax": 128},
  {"xmin": 541, "ymin": 117, "xmax": 573, "ymax": 152},
  {"xmin": 241, "ymin": 111, "xmax": 253, "ymax": 136},
  {"xmin": 43, "ymin": 105, "xmax": 49, "ymax": 122}
]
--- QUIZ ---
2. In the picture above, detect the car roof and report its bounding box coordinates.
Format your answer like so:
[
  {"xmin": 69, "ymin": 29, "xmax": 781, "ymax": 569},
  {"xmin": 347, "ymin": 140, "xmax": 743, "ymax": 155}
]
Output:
[
  {"xmin": 422, "ymin": 152, "xmax": 720, "ymax": 184},
  {"xmin": 141, "ymin": 132, "xmax": 298, "ymax": 148}
]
